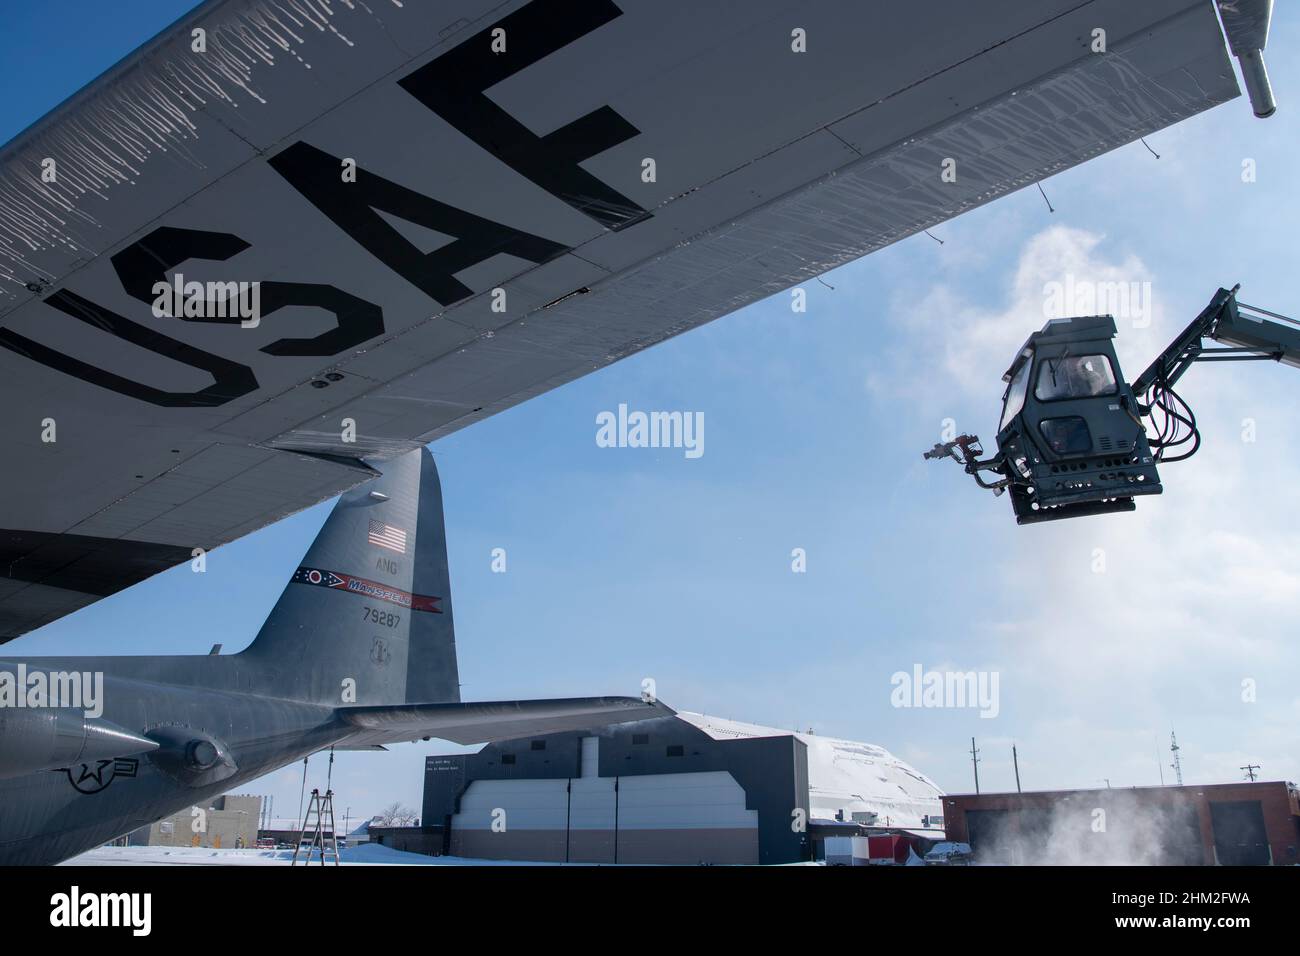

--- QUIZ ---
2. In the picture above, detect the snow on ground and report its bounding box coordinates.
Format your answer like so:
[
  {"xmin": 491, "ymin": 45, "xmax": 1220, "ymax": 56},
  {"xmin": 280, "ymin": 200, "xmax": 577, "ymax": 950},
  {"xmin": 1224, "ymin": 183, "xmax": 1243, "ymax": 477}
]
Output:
[
  {"xmin": 62, "ymin": 844, "xmax": 814, "ymax": 866},
  {"xmin": 62, "ymin": 843, "xmax": 556, "ymax": 866}
]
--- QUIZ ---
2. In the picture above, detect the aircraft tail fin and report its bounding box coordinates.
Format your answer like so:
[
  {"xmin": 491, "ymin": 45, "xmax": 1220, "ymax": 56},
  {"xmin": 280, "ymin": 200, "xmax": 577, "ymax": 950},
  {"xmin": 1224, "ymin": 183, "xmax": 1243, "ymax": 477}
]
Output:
[{"xmin": 242, "ymin": 448, "xmax": 459, "ymax": 706}]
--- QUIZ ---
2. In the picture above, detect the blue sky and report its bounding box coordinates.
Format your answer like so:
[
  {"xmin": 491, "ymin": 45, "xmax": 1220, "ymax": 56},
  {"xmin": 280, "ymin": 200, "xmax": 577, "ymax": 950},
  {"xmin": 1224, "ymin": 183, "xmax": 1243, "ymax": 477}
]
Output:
[{"xmin": 4, "ymin": 2, "xmax": 1298, "ymax": 823}]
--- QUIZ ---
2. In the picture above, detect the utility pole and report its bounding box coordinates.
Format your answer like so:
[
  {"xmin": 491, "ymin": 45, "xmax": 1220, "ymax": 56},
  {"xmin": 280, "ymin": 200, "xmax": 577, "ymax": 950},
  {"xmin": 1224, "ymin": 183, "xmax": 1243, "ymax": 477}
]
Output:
[
  {"xmin": 970, "ymin": 737, "xmax": 981, "ymax": 794},
  {"xmin": 1241, "ymin": 764, "xmax": 1260, "ymax": 782},
  {"xmin": 1012, "ymin": 744, "xmax": 1022, "ymax": 793},
  {"xmin": 297, "ymin": 755, "xmax": 310, "ymax": 824},
  {"xmin": 1170, "ymin": 731, "xmax": 1184, "ymax": 787}
]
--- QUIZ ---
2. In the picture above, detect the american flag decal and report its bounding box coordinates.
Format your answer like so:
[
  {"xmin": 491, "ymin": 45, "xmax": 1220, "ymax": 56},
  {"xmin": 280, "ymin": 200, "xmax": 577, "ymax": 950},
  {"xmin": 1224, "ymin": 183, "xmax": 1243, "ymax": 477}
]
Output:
[{"xmin": 367, "ymin": 519, "xmax": 407, "ymax": 554}]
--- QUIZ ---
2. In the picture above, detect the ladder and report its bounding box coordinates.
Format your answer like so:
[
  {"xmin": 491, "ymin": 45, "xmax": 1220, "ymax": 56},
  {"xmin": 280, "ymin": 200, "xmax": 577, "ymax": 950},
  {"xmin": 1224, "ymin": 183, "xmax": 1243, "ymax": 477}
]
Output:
[{"xmin": 291, "ymin": 788, "xmax": 340, "ymax": 866}]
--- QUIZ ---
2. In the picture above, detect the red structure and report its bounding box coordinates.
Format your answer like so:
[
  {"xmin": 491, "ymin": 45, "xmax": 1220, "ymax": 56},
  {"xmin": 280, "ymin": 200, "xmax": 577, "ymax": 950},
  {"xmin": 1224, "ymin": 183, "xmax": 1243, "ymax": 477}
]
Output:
[
  {"xmin": 943, "ymin": 781, "xmax": 1298, "ymax": 865},
  {"xmin": 866, "ymin": 834, "xmax": 913, "ymax": 864}
]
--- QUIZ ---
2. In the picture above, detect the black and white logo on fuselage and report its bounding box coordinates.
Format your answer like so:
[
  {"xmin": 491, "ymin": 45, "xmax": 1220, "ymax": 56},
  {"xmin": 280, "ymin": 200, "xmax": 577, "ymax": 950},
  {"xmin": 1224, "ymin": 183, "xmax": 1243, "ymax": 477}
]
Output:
[{"xmin": 66, "ymin": 757, "xmax": 139, "ymax": 795}]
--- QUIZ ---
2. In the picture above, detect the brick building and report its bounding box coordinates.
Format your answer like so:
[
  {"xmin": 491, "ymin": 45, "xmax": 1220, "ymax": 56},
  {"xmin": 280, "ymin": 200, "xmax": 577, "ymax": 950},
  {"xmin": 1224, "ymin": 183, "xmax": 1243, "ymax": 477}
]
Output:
[{"xmin": 943, "ymin": 780, "xmax": 1299, "ymax": 865}]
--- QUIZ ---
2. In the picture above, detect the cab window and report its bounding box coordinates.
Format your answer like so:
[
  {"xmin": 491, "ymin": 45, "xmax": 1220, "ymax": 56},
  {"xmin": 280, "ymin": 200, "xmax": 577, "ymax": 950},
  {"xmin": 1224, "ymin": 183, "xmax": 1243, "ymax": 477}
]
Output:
[
  {"xmin": 1035, "ymin": 354, "xmax": 1117, "ymax": 401},
  {"xmin": 999, "ymin": 357, "xmax": 1032, "ymax": 432}
]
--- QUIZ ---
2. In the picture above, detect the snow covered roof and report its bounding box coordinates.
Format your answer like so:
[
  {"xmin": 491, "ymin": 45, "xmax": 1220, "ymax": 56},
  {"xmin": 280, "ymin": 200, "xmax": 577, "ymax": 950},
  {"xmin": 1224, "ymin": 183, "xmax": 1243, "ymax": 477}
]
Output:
[
  {"xmin": 676, "ymin": 712, "xmax": 944, "ymax": 830},
  {"xmin": 349, "ymin": 817, "xmax": 383, "ymax": 837}
]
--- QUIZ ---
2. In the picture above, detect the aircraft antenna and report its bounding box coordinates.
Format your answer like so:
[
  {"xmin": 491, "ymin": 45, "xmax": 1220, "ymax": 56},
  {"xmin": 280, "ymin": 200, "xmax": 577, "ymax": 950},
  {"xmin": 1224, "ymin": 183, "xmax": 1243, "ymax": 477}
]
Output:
[{"xmin": 1035, "ymin": 181, "xmax": 1055, "ymax": 213}]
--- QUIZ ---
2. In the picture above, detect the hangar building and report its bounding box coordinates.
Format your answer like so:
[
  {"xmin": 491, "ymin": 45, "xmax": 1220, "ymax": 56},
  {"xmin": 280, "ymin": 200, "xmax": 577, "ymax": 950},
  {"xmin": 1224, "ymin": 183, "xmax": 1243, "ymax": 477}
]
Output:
[{"xmin": 419, "ymin": 712, "xmax": 943, "ymax": 865}]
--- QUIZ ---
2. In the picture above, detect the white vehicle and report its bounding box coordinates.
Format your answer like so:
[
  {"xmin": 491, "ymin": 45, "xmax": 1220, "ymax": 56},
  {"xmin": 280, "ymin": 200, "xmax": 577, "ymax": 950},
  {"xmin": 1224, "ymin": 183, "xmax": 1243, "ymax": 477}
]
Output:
[{"xmin": 923, "ymin": 842, "xmax": 973, "ymax": 866}]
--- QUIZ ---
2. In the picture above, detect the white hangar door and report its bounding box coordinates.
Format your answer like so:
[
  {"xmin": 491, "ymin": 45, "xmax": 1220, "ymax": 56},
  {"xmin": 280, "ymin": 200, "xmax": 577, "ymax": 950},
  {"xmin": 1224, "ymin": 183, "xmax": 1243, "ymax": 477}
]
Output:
[
  {"xmin": 616, "ymin": 771, "xmax": 760, "ymax": 865},
  {"xmin": 449, "ymin": 778, "xmax": 569, "ymax": 862},
  {"xmin": 567, "ymin": 777, "xmax": 617, "ymax": 863}
]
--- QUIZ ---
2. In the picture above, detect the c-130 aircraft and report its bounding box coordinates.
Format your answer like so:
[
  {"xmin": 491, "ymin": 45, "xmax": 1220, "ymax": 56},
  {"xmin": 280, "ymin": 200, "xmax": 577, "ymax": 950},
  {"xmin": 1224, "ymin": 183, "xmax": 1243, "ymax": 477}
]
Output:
[{"xmin": 0, "ymin": 449, "xmax": 669, "ymax": 865}]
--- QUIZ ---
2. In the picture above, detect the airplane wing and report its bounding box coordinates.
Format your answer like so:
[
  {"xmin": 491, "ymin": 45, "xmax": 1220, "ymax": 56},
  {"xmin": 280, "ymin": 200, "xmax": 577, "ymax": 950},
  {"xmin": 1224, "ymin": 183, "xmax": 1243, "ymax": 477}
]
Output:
[
  {"xmin": 0, "ymin": 0, "xmax": 1250, "ymax": 641},
  {"xmin": 335, "ymin": 696, "xmax": 673, "ymax": 746}
]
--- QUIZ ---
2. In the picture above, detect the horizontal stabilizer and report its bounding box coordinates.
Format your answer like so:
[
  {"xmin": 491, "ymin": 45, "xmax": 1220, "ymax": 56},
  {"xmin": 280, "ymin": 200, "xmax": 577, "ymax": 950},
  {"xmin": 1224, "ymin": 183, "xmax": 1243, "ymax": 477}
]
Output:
[{"xmin": 337, "ymin": 696, "xmax": 672, "ymax": 746}]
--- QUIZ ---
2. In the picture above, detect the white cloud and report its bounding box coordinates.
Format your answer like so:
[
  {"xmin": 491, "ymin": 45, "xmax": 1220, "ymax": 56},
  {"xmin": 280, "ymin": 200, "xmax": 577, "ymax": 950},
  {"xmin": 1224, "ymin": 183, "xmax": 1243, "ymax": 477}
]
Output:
[
  {"xmin": 872, "ymin": 225, "xmax": 1169, "ymax": 399},
  {"xmin": 875, "ymin": 225, "xmax": 1300, "ymax": 789}
]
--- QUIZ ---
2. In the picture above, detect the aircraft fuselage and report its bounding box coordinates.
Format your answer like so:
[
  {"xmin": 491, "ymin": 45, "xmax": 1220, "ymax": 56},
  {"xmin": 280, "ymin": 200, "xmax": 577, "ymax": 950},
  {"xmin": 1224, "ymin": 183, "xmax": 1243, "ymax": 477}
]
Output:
[{"xmin": 0, "ymin": 656, "xmax": 346, "ymax": 865}]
